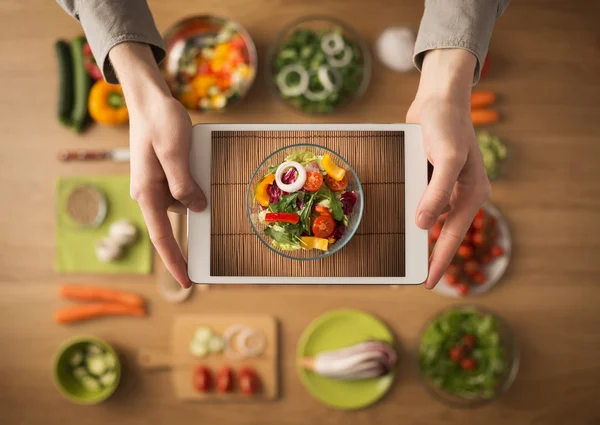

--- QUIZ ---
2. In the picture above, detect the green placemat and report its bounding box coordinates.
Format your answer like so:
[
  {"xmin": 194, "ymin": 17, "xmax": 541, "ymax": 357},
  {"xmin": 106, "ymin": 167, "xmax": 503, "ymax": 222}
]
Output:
[{"xmin": 56, "ymin": 175, "xmax": 152, "ymax": 274}]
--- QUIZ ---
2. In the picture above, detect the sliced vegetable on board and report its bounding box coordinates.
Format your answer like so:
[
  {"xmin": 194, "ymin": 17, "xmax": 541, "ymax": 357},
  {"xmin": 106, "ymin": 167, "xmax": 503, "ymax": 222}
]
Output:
[
  {"xmin": 238, "ymin": 367, "xmax": 261, "ymax": 396},
  {"xmin": 193, "ymin": 365, "xmax": 212, "ymax": 392}
]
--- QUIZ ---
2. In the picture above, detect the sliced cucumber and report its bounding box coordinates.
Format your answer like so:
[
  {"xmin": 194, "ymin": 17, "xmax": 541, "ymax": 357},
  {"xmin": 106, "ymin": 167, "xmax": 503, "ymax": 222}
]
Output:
[
  {"xmin": 99, "ymin": 371, "xmax": 117, "ymax": 387},
  {"xmin": 69, "ymin": 350, "xmax": 84, "ymax": 367},
  {"xmin": 208, "ymin": 335, "xmax": 225, "ymax": 353},
  {"xmin": 87, "ymin": 343, "xmax": 103, "ymax": 356},
  {"xmin": 87, "ymin": 355, "xmax": 108, "ymax": 376},
  {"xmin": 104, "ymin": 353, "xmax": 117, "ymax": 370},
  {"xmin": 190, "ymin": 339, "xmax": 209, "ymax": 358},
  {"xmin": 73, "ymin": 366, "xmax": 89, "ymax": 381},
  {"xmin": 80, "ymin": 375, "xmax": 101, "ymax": 392},
  {"xmin": 193, "ymin": 327, "xmax": 213, "ymax": 344}
]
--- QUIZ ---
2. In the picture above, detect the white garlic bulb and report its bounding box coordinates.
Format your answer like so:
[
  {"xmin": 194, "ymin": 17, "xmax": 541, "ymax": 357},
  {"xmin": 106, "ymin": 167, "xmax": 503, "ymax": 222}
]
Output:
[
  {"xmin": 108, "ymin": 219, "xmax": 138, "ymax": 246},
  {"xmin": 376, "ymin": 26, "xmax": 416, "ymax": 72},
  {"xmin": 95, "ymin": 237, "xmax": 123, "ymax": 263}
]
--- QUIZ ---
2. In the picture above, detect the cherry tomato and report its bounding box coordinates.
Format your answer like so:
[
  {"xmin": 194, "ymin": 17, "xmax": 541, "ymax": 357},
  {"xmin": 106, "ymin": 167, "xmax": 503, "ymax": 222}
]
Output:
[
  {"xmin": 446, "ymin": 264, "xmax": 460, "ymax": 277},
  {"xmin": 473, "ymin": 271, "xmax": 486, "ymax": 285},
  {"xmin": 449, "ymin": 346, "xmax": 463, "ymax": 362},
  {"xmin": 230, "ymin": 35, "xmax": 246, "ymax": 50},
  {"xmin": 472, "ymin": 232, "xmax": 485, "ymax": 246},
  {"xmin": 193, "ymin": 366, "xmax": 212, "ymax": 392},
  {"xmin": 216, "ymin": 366, "xmax": 233, "ymax": 393},
  {"xmin": 491, "ymin": 245, "xmax": 504, "ymax": 258},
  {"xmin": 460, "ymin": 357, "xmax": 477, "ymax": 370},
  {"xmin": 475, "ymin": 208, "xmax": 485, "ymax": 220},
  {"xmin": 315, "ymin": 205, "xmax": 332, "ymax": 217},
  {"xmin": 303, "ymin": 172, "xmax": 323, "ymax": 192},
  {"xmin": 462, "ymin": 334, "xmax": 476, "ymax": 349},
  {"xmin": 456, "ymin": 283, "xmax": 470, "ymax": 296},
  {"xmin": 312, "ymin": 214, "xmax": 335, "ymax": 238},
  {"xmin": 430, "ymin": 222, "xmax": 442, "ymax": 241},
  {"xmin": 472, "ymin": 216, "xmax": 485, "ymax": 231},
  {"xmin": 325, "ymin": 174, "xmax": 348, "ymax": 192},
  {"xmin": 457, "ymin": 244, "xmax": 474, "ymax": 259},
  {"xmin": 238, "ymin": 367, "xmax": 260, "ymax": 396},
  {"xmin": 481, "ymin": 255, "xmax": 492, "ymax": 265},
  {"xmin": 464, "ymin": 260, "xmax": 480, "ymax": 276},
  {"xmin": 446, "ymin": 273, "xmax": 459, "ymax": 286}
]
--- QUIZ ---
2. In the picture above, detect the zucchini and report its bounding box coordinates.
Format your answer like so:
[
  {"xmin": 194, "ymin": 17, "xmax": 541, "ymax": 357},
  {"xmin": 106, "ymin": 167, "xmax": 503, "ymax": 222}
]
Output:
[
  {"xmin": 55, "ymin": 40, "xmax": 74, "ymax": 126},
  {"xmin": 86, "ymin": 355, "xmax": 108, "ymax": 376},
  {"xmin": 193, "ymin": 327, "xmax": 213, "ymax": 344},
  {"xmin": 73, "ymin": 366, "xmax": 89, "ymax": 381},
  {"xmin": 104, "ymin": 353, "xmax": 117, "ymax": 370},
  {"xmin": 80, "ymin": 375, "xmax": 101, "ymax": 392},
  {"xmin": 189, "ymin": 339, "xmax": 208, "ymax": 358},
  {"xmin": 87, "ymin": 343, "xmax": 103, "ymax": 356},
  {"xmin": 99, "ymin": 371, "xmax": 117, "ymax": 387},
  {"xmin": 207, "ymin": 335, "xmax": 224, "ymax": 353},
  {"xmin": 69, "ymin": 350, "xmax": 84, "ymax": 367},
  {"xmin": 69, "ymin": 35, "xmax": 91, "ymax": 132}
]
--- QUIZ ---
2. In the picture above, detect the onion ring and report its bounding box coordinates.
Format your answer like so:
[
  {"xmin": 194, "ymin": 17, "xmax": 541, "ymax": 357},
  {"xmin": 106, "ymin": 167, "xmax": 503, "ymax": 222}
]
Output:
[
  {"xmin": 236, "ymin": 328, "xmax": 266, "ymax": 357},
  {"xmin": 275, "ymin": 161, "xmax": 307, "ymax": 193}
]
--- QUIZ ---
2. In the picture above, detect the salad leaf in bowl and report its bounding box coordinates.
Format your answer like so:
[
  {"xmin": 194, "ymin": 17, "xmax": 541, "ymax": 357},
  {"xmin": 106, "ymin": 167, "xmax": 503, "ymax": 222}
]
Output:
[
  {"xmin": 247, "ymin": 144, "xmax": 363, "ymax": 260},
  {"xmin": 418, "ymin": 305, "xmax": 519, "ymax": 408}
]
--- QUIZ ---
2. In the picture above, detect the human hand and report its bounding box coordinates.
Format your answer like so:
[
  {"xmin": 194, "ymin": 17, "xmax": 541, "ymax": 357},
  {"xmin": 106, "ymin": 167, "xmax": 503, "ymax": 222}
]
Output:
[
  {"xmin": 407, "ymin": 49, "xmax": 491, "ymax": 289},
  {"xmin": 110, "ymin": 43, "xmax": 207, "ymax": 288}
]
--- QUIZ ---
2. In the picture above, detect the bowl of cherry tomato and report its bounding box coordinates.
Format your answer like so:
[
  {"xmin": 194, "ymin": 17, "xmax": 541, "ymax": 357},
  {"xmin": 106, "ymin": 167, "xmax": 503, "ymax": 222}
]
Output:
[
  {"xmin": 430, "ymin": 203, "xmax": 512, "ymax": 297},
  {"xmin": 162, "ymin": 15, "xmax": 257, "ymax": 112}
]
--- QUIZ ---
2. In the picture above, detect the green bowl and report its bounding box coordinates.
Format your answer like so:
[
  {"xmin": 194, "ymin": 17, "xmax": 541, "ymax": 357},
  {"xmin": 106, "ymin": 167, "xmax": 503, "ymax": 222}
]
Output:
[{"xmin": 53, "ymin": 336, "xmax": 121, "ymax": 404}]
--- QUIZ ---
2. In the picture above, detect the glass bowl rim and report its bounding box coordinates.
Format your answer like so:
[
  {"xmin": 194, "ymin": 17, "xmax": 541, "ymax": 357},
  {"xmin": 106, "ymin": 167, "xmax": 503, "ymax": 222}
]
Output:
[
  {"xmin": 415, "ymin": 303, "xmax": 521, "ymax": 409},
  {"xmin": 245, "ymin": 142, "xmax": 364, "ymax": 261},
  {"xmin": 264, "ymin": 13, "xmax": 372, "ymax": 115}
]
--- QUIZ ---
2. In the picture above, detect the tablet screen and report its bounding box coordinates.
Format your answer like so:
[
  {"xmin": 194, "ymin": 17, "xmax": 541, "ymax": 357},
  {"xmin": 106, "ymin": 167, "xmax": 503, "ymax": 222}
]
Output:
[{"xmin": 209, "ymin": 130, "xmax": 405, "ymax": 277}]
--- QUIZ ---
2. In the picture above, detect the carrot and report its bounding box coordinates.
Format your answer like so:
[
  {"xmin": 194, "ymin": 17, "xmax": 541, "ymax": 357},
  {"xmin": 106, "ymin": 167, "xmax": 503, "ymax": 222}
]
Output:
[
  {"xmin": 54, "ymin": 303, "xmax": 146, "ymax": 324},
  {"xmin": 471, "ymin": 91, "xmax": 496, "ymax": 109},
  {"xmin": 59, "ymin": 284, "xmax": 144, "ymax": 308},
  {"xmin": 471, "ymin": 109, "xmax": 499, "ymax": 126}
]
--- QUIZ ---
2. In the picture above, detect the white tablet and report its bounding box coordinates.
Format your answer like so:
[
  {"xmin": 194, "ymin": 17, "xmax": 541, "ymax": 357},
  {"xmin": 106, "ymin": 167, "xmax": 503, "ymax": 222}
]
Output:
[{"xmin": 187, "ymin": 123, "xmax": 428, "ymax": 285}]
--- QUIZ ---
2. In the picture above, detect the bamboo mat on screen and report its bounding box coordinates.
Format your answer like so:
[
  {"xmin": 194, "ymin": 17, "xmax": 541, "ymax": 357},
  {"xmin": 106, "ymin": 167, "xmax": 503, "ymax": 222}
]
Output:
[{"xmin": 210, "ymin": 130, "xmax": 405, "ymax": 277}]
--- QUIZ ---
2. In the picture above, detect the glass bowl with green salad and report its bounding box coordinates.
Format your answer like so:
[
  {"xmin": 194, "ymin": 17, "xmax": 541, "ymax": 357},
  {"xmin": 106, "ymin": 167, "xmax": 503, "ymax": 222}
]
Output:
[
  {"xmin": 418, "ymin": 305, "xmax": 520, "ymax": 408},
  {"xmin": 267, "ymin": 15, "xmax": 371, "ymax": 115}
]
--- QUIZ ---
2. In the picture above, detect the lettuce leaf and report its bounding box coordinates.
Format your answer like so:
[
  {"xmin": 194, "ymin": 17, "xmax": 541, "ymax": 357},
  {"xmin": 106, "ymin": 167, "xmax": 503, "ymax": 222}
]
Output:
[{"xmin": 284, "ymin": 150, "xmax": 319, "ymax": 165}]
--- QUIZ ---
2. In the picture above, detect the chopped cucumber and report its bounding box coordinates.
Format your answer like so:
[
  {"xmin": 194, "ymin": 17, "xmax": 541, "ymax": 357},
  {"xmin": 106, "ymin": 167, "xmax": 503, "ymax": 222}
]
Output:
[
  {"xmin": 99, "ymin": 371, "xmax": 117, "ymax": 387},
  {"xmin": 193, "ymin": 327, "xmax": 213, "ymax": 344},
  {"xmin": 207, "ymin": 85, "xmax": 220, "ymax": 97},
  {"xmin": 207, "ymin": 335, "xmax": 225, "ymax": 353},
  {"xmin": 87, "ymin": 343, "xmax": 103, "ymax": 356},
  {"xmin": 80, "ymin": 376, "xmax": 101, "ymax": 392},
  {"xmin": 73, "ymin": 366, "xmax": 89, "ymax": 381},
  {"xmin": 87, "ymin": 355, "xmax": 108, "ymax": 376},
  {"xmin": 69, "ymin": 350, "xmax": 84, "ymax": 367},
  {"xmin": 190, "ymin": 340, "xmax": 209, "ymax": 358},
  {"xmin": 104, "ymin": 353, "xmax": 117, "ymax": 370}
]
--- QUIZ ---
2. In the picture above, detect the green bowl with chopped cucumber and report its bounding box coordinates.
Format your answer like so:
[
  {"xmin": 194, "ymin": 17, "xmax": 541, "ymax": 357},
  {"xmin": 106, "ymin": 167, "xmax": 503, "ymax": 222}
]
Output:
[
  {"xmin": 53, "ymin": 336, "xmax": 120, "ymax": 404},
  {"xmin": 418, "ymin": 305, "xmax": 519, "ymax": 408},
  {"xmin": 267, "ymin": 15, "xmax": 371, "ymax": 115}
]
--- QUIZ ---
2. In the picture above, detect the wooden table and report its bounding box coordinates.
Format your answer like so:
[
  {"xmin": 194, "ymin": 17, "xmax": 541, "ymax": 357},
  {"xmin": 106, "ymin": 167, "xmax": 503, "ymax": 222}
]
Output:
[{"xmin": 1, "ymin": 0, "xmax": 599, "ymax": 423}]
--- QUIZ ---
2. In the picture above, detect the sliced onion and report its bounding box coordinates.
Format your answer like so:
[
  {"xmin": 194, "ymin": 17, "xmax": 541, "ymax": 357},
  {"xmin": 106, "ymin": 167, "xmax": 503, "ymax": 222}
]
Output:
[
  {"xmin": 236, "ymin": 328, "xmax": 266, "ymax": 357},
  {"xmin": 317, "ymin": 66, "xmax": 341, "ymax": 92},
  {"xmin": 321, "ymin": 33, "xmax": 344, "ymax": 56},
  {"xmin": 223, "ymin": 324, "xmax": 248, "ymax": 360},
  {"xmin": 275, "ymin": 161, "xmax": 306, "ymax": 192},
  {"xmin": 276, "ymin": 64, "xmax": 309, "ymax": 97},
  {"xmin": 327, "ymin": 45, "xmax": 353, "ymax": 68}
]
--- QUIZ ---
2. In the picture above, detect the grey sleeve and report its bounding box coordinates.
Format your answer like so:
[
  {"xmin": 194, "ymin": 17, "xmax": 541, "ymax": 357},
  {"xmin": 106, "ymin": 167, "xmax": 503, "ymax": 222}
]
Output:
[
  {"xmin": 413, "ymin": 0, "xmax": 511, "ymax": 85},
  {"xmin": 56, "ymin": 0, "xmax": 166, "ymax": 84}
]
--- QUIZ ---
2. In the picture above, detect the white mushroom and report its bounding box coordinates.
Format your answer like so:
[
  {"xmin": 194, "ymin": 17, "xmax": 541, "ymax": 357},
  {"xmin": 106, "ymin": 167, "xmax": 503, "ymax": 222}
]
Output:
[
  {"xmin": 95, "ymin": 237, "xmax": 123, "ymax": 263},
  {"xmin": 108, "ymin": 219, "xmax": 138, "ymax": 246}
]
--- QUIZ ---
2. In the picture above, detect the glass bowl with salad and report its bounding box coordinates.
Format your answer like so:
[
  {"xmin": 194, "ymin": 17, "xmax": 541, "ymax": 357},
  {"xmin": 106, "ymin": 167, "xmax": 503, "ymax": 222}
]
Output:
[
  {"xmin": 267, "ymin": 15, "xmax": 371, "ymax": 115},
  {"xmin": 247, "ymin": 144, "xmax": 363, "ymax": 260},
  {"xmin": 162, "ymin": 15, "xmax": 257, "ymax": 112},
  {"xmin": 418, "ymin": 305, "xmax": 520, "ymax": 408}
]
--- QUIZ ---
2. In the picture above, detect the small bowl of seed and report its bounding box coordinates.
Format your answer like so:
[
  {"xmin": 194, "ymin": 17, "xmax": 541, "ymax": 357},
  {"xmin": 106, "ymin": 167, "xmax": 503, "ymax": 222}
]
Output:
[{"xmin": 63, "ymin": 184, "xmax": 108, "ymax": 229}]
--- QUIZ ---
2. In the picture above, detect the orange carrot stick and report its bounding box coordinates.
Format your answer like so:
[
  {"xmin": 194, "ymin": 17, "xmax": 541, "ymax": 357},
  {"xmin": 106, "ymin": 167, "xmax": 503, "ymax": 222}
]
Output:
[
  {"xmin": 59, "ymin": 285, "xmax": 144, "ymax": 308},
  {"xmin": 54, "ymin": 303, "xmax": 146, "ymax": 324},
  {"xmin": 471, "ymin": 109, "xmax": 499, "ymax": 126},
  {"xmin": 471, "ymin": 91, "xmax": 496, "ymax": 109}
]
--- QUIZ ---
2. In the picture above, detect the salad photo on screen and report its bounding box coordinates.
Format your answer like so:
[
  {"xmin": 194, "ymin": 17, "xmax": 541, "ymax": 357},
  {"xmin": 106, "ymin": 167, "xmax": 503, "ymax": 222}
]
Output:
[{"xmin": 253, "ymin": 149, "xmax": 358, "ymax": 252}]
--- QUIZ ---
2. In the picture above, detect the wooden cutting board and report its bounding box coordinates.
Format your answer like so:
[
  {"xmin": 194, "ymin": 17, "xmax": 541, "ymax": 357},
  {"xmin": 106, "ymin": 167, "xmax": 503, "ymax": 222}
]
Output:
[{"xmin": 138, "ymin": 315, "xmax": 279, "ymax": 401}]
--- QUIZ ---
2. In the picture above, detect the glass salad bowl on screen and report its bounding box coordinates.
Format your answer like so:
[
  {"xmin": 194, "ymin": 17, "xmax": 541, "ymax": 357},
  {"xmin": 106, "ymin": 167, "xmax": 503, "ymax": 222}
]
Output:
[{"xmin": 247, "ymin": 144, "xmax": 363, "ymax": 260}]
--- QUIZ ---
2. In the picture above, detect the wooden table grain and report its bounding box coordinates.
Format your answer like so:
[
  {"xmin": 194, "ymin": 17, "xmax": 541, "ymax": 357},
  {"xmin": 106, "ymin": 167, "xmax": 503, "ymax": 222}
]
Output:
[{"xmin": 1, "ymin": 0, "xmax": 599, "ymax": 424}]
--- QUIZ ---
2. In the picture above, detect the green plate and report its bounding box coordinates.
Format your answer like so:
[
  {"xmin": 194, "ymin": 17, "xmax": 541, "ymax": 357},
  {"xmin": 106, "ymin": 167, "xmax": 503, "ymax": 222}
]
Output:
[{"xmin": 296, "ymin": 309, "xmax": 397, "ymax": 410}]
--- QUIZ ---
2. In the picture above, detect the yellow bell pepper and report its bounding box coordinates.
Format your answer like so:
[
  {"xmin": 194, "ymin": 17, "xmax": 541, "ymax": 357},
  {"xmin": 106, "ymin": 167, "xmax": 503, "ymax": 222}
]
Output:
[
  {"xmin": 256, "ymin": 174, "xmax": 275, "ymax": 207},
  {"xmin": 191, "ymin": 74, "xmax": 215, "ymax": 98},
  {"xmin": 321, "ymin": 154, "xmax": 346, "ymax": 181},
  {"xmin": 178, "ymin": 89, "xmax": 198, "ymax": 110},
  {"xmin": 300, "ymin": 236, "xmax": 329, "ymax": 251},
  {"xmin": 88, "ymin": 80, "xmax": 128, "ymax": 125}
]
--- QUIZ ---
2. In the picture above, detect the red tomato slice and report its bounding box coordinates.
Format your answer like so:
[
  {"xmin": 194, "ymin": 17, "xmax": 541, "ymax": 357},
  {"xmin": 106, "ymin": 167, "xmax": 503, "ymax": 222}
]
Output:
[
  {"xmin": 325, "ymin": 174, "xmax": 348, "ymax": 192},
  {"xmin": 238, "ymin": 367, "xmax": 260, "ymax": 396},
  {"xmin": 460, "ymin": 357, "xmax": 477, "ymax": 370},
  {"xmin": 216, "ymin": 366, "xmax": 233, "ymax": 393},
  {"xmin": 315, "ymin": 205, "xmax": 332, "ymax": 217},
  {"xmin": 193, "ymin": 366, "xmax": 212, "ymax": 392},
  {"xmin": 303, "ymin": 172, "xmax": 323, "ymax": 192},
  {"xmin": 312, "ymin": 215, "xmax": 335, "ymax": 238}
]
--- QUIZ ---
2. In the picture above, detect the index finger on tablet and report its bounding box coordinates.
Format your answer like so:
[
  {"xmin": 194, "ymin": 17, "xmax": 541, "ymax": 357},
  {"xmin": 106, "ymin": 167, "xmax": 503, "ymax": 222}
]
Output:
[{"xmin": 139, "ymin": 202, "xmax": 191, "ymax": 289}]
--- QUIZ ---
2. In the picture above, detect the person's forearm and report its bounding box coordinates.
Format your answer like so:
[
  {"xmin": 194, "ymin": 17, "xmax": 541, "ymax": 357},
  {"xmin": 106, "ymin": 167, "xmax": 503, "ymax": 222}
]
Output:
[
  {"xmin": 109, "ymin": 43, "xmax": 171, "ymax": 111},
  {"xmin": 415, "ymin": 49, "xmax": 476, "ymax": 103}
]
